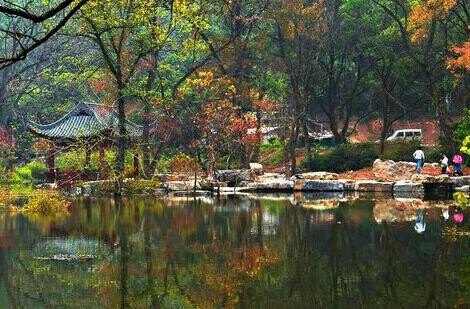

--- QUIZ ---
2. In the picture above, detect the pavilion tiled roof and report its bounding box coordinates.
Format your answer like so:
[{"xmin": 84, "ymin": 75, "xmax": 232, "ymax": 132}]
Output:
[{"xmin": 28, "ymin": 102, "xmax": 144, "ymax": 141}]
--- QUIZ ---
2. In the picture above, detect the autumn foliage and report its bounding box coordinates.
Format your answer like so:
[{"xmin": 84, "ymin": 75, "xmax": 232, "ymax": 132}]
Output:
[
  {"xmin": 447, "ymin": 41, "xmax": 470, "ymax": 73},
  {"xmin": 0, "ymin": 127, "xmax": 14, "ymax": 151},
  {"xmin": 409, "ymin": 0, "xmax": 457, "ymax": 43},
  {"xmin": 186, "ymin": 71, "xmax": 260, "ymax": 174}
]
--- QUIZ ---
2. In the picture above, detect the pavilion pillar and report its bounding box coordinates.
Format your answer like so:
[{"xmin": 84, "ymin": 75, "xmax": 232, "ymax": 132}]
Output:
[
  {"xmin": 99, "ymin": 144, "xmax": 105, "ymax": 179},
  {"xmin": 85, "ymin": 147, "xmax": 91, "ymax": 166},
  {"xmin": 46, "ymin": 143, "xmax": 56, "ymax": 183},
  {"xmin": 133, "ymin": 152, "xmax": 139, "ymax": 178}
]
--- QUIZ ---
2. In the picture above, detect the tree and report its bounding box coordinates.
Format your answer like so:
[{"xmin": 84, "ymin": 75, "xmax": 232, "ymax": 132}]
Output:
[
  {"xmin": 267, "ymin": 0, "xmax": 325, "ymax": 175},
  {"xmin": 0, "ymin": 0, "xmax": 89, "ymax": 68},
  {"xmin": 373, "ymin": 0, "xmax": 469, "ymax": 151},
  {"xmin": 187, "ymin": 72, "xmax": 258, "ymax": 176}
]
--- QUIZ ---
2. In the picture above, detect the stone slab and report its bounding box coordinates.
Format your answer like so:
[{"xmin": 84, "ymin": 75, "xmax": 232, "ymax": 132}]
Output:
[
  {"xmin": 354, "ymin": 180, "xmax": 394, "ymax": 192},
  {"xmin": 294, "ymin": 180, "xmax": 344, "ymax": 192}
]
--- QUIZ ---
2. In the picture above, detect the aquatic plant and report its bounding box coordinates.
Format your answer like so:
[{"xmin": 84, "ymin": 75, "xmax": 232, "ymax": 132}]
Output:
[{"xmin": 453, "ymin": 192, "xmax": 469, "ymax": 209}]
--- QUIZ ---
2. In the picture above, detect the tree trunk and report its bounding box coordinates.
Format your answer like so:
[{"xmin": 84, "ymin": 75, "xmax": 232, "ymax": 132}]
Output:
[
  {"xmin": 142, "ymin": 64, "xmax": 156, "ymax": 179},
  {"xmin": 426, "ymin": 72, "xmax": 455, "ymax": 152},
  {"xmin": 99, "ymin": 144, "xmax": 105, "ymax": 179},
  {"xmin": 116, "ymin": 87, "xmax": 127, "ymax": 194},
  {"xmin": 304, "ymin": 104, "xmax": 313, "ymax": 170},
  {"xmin": 289, "ymin": 119, "xmax": 300, "ymax": 176},
  {"xmin": 46, "ymin": 144, "xmax": 56, "ymax": 183}
]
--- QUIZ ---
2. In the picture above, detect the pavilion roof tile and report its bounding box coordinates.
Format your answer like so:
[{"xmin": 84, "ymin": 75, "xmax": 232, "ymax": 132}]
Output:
[{"xmin": 28, "ymin": 102, "xmax": 144, "ymax": 141}]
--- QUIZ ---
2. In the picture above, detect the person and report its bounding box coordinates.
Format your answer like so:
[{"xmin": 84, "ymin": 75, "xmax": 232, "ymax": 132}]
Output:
[
  {"xmin": 452, "ymin": 152, "xmax": 464, "ymax": 176},
  {"xmin": 413, "ymin": 146, "xmax": 425, "ymax": 174},
  {"xmin": 441, "ymin": 154, "xmax": 449, "ymax": 174}
]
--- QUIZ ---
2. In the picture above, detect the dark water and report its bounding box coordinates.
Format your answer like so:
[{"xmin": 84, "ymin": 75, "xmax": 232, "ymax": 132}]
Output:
[{"xmin": 0, "ymin": 194, "xmax": 469, "ymax": 308}]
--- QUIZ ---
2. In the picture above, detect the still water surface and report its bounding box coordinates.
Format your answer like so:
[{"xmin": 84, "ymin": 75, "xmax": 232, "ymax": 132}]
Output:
[{"xmin": 0, "ymin": 194, "xmax": 468, "ymax": 308}]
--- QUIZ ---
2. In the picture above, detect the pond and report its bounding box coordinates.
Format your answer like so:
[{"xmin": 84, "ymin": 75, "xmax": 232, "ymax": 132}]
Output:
[{"xmin": 0, "ymin": 194, "xmax": 469, "ymax": 308}]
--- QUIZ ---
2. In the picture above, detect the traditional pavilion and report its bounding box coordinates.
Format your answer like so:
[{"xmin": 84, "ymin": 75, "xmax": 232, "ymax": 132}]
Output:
[{"xmin": 29, "ymin": 102, "xmax": 145, "ymax": 182}]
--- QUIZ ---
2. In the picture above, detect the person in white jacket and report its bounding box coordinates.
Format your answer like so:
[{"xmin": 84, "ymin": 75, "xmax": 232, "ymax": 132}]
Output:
[
  {"xmin": 413, "ymin": 146, "xmax": 425, "ymax": 174},
  {"xmin": 441, "ymin": 154, "xmax": 449, "ymax": 174}
]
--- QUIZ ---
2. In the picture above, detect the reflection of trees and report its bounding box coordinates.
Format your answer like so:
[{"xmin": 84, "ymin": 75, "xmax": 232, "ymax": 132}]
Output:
[{"xmin": 0, "ymin": 197, "xmax": 469, "ymax": 307}]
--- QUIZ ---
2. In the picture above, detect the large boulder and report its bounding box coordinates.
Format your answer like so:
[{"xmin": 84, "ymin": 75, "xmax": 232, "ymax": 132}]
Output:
[
  {"xmin": 411, "ymin": 174, "xmax": 452, "ymax": 184},
  {"xmin": 372, "ymin": 159, "xmax": 416, "ymax": 181},
  {"xmin": 249, "ymin": 163, "xmax": 264, "ymax": 175},
  {"xmin": 215, "ymin": 169, "xmax": 254, "ymax": 185},
  {"xmin": 294, "ymin": 180, "xmax": 344, "ymax": 191},
  {"xmin": 296, "ymin": 172, "xmax": 339, "ymax": 180},
  {"xmin": 354, "ymin": 180, "xmax": 394, "ymax": 192}
]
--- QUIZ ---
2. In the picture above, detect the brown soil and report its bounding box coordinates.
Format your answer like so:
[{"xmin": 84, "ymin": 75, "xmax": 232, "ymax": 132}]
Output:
[{"xmin": 338, "ymin": 165, "xmax": 470, "ymax": 180}]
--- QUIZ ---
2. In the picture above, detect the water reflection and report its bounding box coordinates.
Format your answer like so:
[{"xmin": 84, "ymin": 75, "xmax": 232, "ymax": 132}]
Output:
[
  {"xmin": 414, "ymin": 209, "xmax": 426, "ymax": 234},
  {"xmin": 0, "ymin": 195, "xmax": 468, "ymax": 308},
  {"xmin": 454, "ymin": 208, "xmax": 464, "ymax": 224}
]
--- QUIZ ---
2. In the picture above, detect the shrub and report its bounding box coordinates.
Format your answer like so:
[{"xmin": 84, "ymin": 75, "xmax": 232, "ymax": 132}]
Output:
[
  {"xmin": 454, "ymin": 109, "xmax": 470, "ymax": 143},
  {"xmin": 260, "ymin": 138, "xmax": 283, "ymax": 151},
  {"xmin": 21, "ymin": 191, "xmax": 70, "ymax": 215},
  {"xmin": 382, "ymin": 141, "xmax": 420, "ymax": 162},
  {"xmin": 260, "ymin": 138, "xmax": 285, "ymax": 167},
  {"xmin": 55, "ymin": 148, "xmax": 136, "ymax": 178},
  {"xmin": 12, "ymin": 161, "xmax": 48, "ymax": 184},
  {"xmin": 169, "ymin": 153, "xmax": 200, "ymax": 173},
  {"xmin": 306, "ymin": 143, "xmax": 377, "ymax": 173},
  {"xmin": 28, "ymin": 161, "xmax": 48, "ymax": 182}
]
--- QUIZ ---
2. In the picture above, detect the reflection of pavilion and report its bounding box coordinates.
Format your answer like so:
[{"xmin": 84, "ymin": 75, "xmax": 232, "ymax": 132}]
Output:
[{"xmin": 28, "ymin": 102, "xmax": 152, "ymax": 182}]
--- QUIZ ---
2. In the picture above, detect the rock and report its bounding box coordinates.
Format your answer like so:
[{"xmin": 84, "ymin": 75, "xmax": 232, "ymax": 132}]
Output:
[
  {"xmin": 393, "ymin": 181, "xmax": 424, "ymax": 198},
  {"xmin": 64, "ymin": 186, "xmax": 82, "ymax": 197},
  {"xmin": 372, "ymin": 159, "xmax": 417, "ymax": 181},
  {"xmin": 455, "ymin": 185, "xmax": 470, "ymax": 192},
  {"xmin": 354, "ymin": 180, "xmax": 394, "ymax": 192},
  {"xmin": 451, "ymin": 176, "xmax": 470, "ymax": 187},
  {"xmin": 36, "ymin": 182, "xmax": 58, "ymax": 190},
  {"xmin": 294, "ymin": 180, "xmax": 344, "ymax": 191},
  {"xmin": 199, "ymin": 179, "xmax": 228, "ymax": 191},
  {"xmin": 249, "ymin": 163, "xmax": 264, "ymax": 175},
  {"xmin": 393, "ymin": 181, "xmax": 424, "ymax": 192},
  {"xmin": 240, "ymin": 179, "xmax": 294, "ymax": 192},
  {"xmin": 411, "ymin": 174, "xmax": 452, "ymax": 183},
  {"xmin": 297, "ymin": 172, "xmax": 339, "ymax": 180},
  {"xmin": 154, "ymin": 173, "xmax": 192, "ymax": 182},
  {"xmin": 166, "ymin": 181, "xmax": 200, "ymax": 191},
  {"xmin": 82, "ymin": 184, "xmax": 92, "ymax": 196},
  {"xmin": 339, "ymin": 179, "xmax": 356, "ymax": 191},
  {"xmin": 215, "ymin": 169, "xmax": 254, "ymax": 185}
]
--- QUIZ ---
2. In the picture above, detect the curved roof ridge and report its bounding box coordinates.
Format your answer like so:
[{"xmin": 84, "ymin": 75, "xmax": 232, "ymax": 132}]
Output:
[{"xmin": 29, "ymin": 102, "xmax": 92, "ymax": 129}]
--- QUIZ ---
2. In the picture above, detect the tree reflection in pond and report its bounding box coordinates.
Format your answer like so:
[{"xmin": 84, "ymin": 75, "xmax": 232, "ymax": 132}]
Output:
[{"xmin": 0, "ymin": 196, "xmax": 468, "ymax": 308}]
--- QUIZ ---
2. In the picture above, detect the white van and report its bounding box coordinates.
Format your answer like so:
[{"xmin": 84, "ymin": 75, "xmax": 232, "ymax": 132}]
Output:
[{"xmin": 386, "ymin": 129, "xmax": 422, "ymax": 142}]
